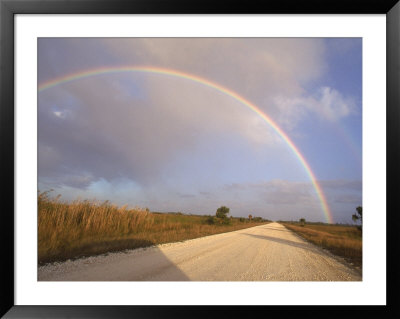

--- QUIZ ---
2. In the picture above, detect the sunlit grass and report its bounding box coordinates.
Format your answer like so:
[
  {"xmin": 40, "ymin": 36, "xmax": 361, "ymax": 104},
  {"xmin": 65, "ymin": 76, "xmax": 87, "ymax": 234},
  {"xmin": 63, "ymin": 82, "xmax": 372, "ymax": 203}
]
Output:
[
  {"xmin": 282, "ymin": 222, "xmax": 362, "ymax": 269},
  {"xmin": 38, "ymin": 191, "xmax": 269, "ymax": 264}
]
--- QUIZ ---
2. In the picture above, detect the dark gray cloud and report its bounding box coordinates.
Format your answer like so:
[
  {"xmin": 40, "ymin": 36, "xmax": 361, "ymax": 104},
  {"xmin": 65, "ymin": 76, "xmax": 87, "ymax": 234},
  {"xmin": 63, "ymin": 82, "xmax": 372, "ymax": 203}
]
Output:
[
  {"xmin": 178, "ymin": 193, "xmax": 196, "ymax": 199},
  {"xmin": 334, "ymin": 194, "xmax": 362, "ymax": 204},
  {"xmin": 38, "ymin": 38, "xmax": 362, "ymax": 223},
  {"xmin": 38, "ymin": 74, "xmax": 281, "ymax": 189},
  {"xmin": 227, "ymin": 180, "xmax": 315, "ymax": 205},
  {"xmin": 38, "ymin": 38, "xmax": 333, "ymax": 128},
  {"xmin": 319, "ymin": 179, "xmax": 362, "ymax": 191},
  {"xmin": 37, "ymin": 38, "xmax": 346, "ymax": 191}
]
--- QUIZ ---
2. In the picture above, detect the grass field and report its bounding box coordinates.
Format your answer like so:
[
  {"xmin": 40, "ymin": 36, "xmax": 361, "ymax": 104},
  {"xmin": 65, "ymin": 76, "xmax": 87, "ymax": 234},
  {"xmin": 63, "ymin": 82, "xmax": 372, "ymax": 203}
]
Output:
[
  {"xmin": 282, "ymin": 222, "xmax": 362, "ymax": 269},
  {"xmin": 38, "ymin": 191, "xmax": 269, "ymax": 264}
]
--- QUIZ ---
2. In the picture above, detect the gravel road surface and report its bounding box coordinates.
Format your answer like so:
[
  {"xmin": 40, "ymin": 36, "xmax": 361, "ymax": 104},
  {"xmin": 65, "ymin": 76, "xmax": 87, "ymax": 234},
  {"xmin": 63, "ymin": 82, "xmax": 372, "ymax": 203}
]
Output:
[{"xmin": 38, "ymin": 222, "xmax": 362, "ymax": 281}]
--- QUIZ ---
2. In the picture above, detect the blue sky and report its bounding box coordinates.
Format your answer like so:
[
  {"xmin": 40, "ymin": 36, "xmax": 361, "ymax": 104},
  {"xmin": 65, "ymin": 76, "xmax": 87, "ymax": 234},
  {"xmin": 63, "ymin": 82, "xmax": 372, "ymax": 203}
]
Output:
[{"xmin": 38, "ymin": 38, "xmax": 362, "ymax": 223}]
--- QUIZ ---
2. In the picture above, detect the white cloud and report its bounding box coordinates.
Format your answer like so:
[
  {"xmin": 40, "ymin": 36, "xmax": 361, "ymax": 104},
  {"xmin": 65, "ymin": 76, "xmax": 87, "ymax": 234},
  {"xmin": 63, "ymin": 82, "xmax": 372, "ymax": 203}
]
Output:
[
  {"xmin": 273, "ymin": 86, "xmax": 357, "ymax": 128},
  {"xmin": 316, "ymin": 87, "xmax": 356, "ymax": 120},
  {"xmin": 53, "ymin": 111, "xmax": 64, "ymax": 118}
]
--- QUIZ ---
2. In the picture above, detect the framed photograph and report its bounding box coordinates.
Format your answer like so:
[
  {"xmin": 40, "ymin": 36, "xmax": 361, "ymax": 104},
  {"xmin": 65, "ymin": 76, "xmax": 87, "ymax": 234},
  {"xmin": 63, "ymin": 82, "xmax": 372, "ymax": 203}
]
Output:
[{"xmin": 1, "ymin": 0, "xmax": 398, "ymax": 318}]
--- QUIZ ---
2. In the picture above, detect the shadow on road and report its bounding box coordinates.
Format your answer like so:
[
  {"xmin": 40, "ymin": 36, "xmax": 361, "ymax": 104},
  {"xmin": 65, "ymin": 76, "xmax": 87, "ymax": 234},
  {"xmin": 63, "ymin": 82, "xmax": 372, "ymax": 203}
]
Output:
[
  {"xmin": 240, "ymin": 233, "xmax": 324, "ymax": 255},
  {"xmin": 38, "ymin": 241, "xmax": 190, "ymax": 281},
  {"xmin": 257, "ymin": 224, "xmax": 293, "ymax": 233}
]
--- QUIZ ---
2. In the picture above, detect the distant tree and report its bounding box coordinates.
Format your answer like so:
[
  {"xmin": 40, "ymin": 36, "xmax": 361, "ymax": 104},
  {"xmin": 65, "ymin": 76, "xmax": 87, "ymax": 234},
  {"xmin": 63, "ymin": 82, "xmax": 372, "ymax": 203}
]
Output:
[
  {"xmin": 248, "ymin": 214, "xmax": 253, "ymax": 221},
  {"xmin": 216, "ymin": 206, "xmax": 230, "ymax": 219},
  {"xmin": 299, "ymin": 218, "xmax": 306, "ymax": 226},
  {"xmin": 352, "ymin": 206, "xmax": 362, "ymax": 231}
]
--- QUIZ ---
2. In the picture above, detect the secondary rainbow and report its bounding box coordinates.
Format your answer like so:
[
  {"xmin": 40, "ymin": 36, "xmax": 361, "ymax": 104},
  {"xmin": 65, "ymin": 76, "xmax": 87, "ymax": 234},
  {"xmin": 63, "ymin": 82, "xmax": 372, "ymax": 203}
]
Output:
[{"xmin": 38, "ymin": 66, "xmax": 334, "ymax": 223}]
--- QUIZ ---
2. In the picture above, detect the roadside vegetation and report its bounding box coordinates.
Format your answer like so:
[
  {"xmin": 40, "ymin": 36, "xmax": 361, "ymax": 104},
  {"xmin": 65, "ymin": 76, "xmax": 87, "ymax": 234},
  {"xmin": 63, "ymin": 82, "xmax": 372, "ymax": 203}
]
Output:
[
  {"xmin": 38, "ymin": 191, "xmax": 270, "ymax": 264},
  {"xmin": 281, "ymin": 219, "xmax": 362, "ymax": 269}
]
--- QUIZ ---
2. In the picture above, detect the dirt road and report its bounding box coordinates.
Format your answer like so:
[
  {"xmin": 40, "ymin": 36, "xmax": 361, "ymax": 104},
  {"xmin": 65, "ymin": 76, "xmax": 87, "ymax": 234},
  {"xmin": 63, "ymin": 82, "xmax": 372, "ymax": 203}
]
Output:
[{"xmin": 38, "ymin": 222, "xmax": 361, "ymax": 281}]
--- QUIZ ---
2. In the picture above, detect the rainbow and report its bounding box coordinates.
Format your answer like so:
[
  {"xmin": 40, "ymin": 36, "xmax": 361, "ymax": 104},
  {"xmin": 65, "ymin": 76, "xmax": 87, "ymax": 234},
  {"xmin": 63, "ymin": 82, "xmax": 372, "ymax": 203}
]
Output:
[{"xmin": 38, "ymin": 66, "xmax": 334, "ymax": 223}]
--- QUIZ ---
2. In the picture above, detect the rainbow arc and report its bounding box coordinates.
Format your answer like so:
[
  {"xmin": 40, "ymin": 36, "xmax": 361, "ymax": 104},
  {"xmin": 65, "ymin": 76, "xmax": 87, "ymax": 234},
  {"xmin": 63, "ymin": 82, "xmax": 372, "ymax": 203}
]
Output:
[{"xmin": 39, "ymin": 66, "xmax": 334, "ymax": 223}]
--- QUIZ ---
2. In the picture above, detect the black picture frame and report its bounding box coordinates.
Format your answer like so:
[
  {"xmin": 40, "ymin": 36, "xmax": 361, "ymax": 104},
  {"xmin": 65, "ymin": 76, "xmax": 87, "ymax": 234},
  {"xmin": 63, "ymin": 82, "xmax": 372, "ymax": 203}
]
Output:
[{"xmin": 1, "ymin": 0, "xmax": 399, "ymax": 318}]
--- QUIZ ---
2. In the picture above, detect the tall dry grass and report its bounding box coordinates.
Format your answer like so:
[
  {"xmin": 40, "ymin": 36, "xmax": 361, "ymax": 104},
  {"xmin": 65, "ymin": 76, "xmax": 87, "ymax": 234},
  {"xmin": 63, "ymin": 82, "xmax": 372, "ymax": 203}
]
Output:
[
  {"xmin": 38, "ymin": 191, "xmax": 268, "ymax": 264},
  {"xmin": 282, "ymin": 223, "xmax": 362, "ymax": 268}
]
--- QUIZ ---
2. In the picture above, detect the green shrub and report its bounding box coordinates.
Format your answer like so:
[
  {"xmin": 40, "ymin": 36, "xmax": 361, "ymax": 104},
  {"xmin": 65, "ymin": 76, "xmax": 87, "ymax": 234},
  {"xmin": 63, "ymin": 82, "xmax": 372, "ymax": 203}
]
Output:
[{"xmin": 206, "ymin": 216, "xmax": 216, "ymax": 225}]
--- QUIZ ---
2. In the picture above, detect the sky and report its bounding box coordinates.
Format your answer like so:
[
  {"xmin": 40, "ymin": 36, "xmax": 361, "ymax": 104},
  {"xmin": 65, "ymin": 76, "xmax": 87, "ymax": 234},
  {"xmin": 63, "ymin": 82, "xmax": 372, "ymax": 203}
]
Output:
[{"xmin": 38, "ymin": 38, "xmax": 362, "ymax": 223}]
